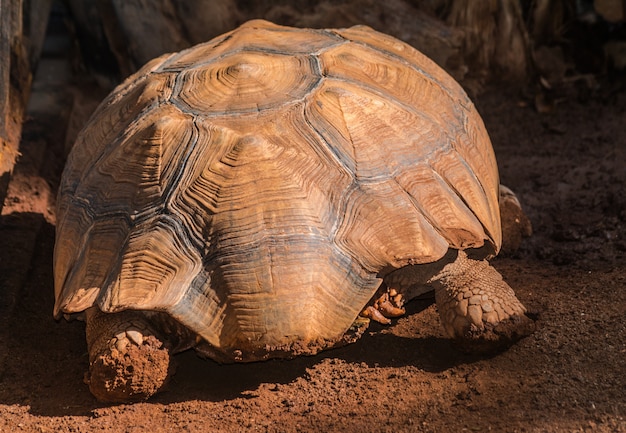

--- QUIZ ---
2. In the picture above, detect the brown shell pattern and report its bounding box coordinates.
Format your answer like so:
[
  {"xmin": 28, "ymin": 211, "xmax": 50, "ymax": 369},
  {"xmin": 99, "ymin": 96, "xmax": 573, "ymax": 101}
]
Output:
[{"xmin": 54, "ymin": 19, "xmax": 501, "ymax": 357}]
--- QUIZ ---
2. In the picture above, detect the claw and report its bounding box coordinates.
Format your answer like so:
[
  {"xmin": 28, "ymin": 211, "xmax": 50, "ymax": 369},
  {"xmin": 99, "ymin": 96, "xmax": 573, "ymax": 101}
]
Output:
[
  {"xmin": 126, "ymin": 329, "xmax": 144, "ymax": 346},
  {"xmin": 377, "ymin": 298, "xmax": 405, "ymax": 317},
  {"xmin": 360, "ymin": 287, "xmax": 407, "ymax": 324},
  {"xmin": 115, "ymin": 332, "xmax": 129, "ymax": 352},
  {"xmin": 374, "ymin": 288, "xmax": 406, "ymax": 317},
  {"xmin": 361, "ymin": 306, "xmax": 392, "ymax": 325}
]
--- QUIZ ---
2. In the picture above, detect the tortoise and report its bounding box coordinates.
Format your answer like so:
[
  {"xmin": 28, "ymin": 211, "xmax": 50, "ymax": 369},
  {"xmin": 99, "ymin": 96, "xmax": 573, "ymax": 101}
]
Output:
[{"xmin": 54, "ymin": 19, "xmax": 534, "ymax": 403}]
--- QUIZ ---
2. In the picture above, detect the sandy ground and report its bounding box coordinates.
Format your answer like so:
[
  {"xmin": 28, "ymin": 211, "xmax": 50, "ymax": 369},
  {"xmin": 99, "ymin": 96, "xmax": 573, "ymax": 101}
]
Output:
[{"xmin": 1, "ymin": 6, "xmax": 625, "ymax": 433}]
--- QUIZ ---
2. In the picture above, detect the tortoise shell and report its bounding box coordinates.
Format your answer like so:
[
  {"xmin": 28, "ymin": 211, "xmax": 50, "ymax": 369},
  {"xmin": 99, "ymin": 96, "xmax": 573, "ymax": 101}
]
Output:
[{"xmin": 54, "ymin": 19, "xmax": 500, "ymax": 360}]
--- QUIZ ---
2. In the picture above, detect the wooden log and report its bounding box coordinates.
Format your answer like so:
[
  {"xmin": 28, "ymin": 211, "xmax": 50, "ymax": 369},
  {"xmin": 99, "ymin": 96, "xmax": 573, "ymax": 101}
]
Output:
[
  {"xmin": 445, "ymin": 0, "xmax": 533, "ymax": 90},
  {"xmin": 0, "ymin": 0, "xmax": 24, "ymax": 177},
  {"xmin": 0, "ymin": 0, "xmax": 52, "ymax": 213}
]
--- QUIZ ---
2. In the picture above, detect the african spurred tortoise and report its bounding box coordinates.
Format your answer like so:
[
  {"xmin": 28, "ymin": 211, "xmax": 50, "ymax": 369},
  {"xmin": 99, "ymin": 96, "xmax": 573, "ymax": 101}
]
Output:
[{"xmin": 54, "ymin": 19, "xmax": 534, "ymax": 402}]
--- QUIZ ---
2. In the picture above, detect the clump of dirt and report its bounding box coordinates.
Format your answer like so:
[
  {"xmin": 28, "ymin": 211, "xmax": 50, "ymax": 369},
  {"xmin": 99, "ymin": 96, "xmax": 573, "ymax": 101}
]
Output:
[{"xmin": 87, "ymin": 335, "xmax": 173, "ymax": 404}]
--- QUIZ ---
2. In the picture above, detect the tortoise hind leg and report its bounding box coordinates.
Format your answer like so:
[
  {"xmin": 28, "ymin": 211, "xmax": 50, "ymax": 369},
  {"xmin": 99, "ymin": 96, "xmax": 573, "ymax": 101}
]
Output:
[
  {"xmin": 430, "ymin": 250, "xmax": 535, "ymax": 352},
  {"xmin": 84, "ymin": 308, "xmax": 191, "ymax": 402}
]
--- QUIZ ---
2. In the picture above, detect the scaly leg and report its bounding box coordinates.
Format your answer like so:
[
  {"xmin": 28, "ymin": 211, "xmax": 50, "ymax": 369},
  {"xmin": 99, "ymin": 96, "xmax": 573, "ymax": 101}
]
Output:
[{"xmin": 430, "ymin": 250, "xmax": 535, "ymax": 352}]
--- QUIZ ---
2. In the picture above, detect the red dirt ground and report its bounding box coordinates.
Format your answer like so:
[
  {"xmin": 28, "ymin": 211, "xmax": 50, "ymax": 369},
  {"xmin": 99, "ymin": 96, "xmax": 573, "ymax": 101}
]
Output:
[{"xmin": 1, "ymin": 9, "xmax": 625, "ymax": 433}]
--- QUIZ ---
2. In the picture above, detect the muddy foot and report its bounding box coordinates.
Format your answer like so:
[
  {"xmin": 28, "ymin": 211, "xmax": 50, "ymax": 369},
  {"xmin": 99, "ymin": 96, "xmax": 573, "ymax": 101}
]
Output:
[{"xmin": 85, "ymin": 308, "xmax": 175, "ymax": 403}]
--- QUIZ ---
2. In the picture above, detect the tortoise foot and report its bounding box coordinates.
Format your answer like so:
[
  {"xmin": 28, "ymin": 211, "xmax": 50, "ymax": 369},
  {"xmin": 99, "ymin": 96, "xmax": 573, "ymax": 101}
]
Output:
[
  {"xmin": 85, "ymin": 308, "xmax": 174, "ymax": 403},
  {"xmin": 361, "ymin": 287, "xmax": 406, "ymax": 325},
  {"xmin": 450, "ymin": 311, "xmax": 537, "ymax": 354},
  {"xmin": 432, "ymin": 250, "xmax": 536, "ymax": 353}
]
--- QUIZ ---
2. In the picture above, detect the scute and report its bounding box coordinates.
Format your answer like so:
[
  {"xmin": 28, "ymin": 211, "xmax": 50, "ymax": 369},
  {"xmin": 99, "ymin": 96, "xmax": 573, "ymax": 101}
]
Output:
[
  {"xmin": 160, "ymin": 19, "xmax": 344, "ymax": 73},
  {"xmin": 333, "ymin": 24, "xmax": 466, "ymax": 101},
  {"xmin": 319, "ymin": 42, "xmax": 466, "ymax": 132},
  {"xmin": 99, "ymin": 215, "xmax": 203, "ymax": 311},
  {"xmin": 55, "ymin": 19, "xmax": 502, "ymax": 359},
  {"xmin": 174, "ymin": 51, "xmax": 321, "ymax": 114},
  {"xmin": 304, "ymin": 81, "xmax": 497, "ymax": 259},
  {"xmin": 54, "ymin": 104, "xmax": 198, "ymax": 316},
  {"xmin": 160, "ymin": 125, "xmax": 383, "ymax": 353}
]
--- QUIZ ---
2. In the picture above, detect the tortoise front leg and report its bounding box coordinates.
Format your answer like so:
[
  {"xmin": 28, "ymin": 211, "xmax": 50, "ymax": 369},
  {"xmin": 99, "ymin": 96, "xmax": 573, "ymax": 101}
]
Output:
[
  {"xmin": 430, "ymin": 250, "xmax": 535, "ymax": 352},
  {"xmin": 85, "ymin": 308, "xmax": 174, "ymax": 403}
]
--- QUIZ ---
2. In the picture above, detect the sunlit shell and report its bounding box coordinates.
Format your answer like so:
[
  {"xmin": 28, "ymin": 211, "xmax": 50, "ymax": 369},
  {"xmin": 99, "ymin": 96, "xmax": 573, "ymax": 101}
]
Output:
[{"xmin": 54, "ymin": 19, "xmax": 500, "ymax": 361}]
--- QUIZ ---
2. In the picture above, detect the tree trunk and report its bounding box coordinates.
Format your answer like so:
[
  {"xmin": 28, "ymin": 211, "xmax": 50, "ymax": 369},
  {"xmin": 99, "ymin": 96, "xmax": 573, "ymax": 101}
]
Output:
[{"xmin": 0, "ymin": 0, "xmax": 52, "ymax": 212}]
